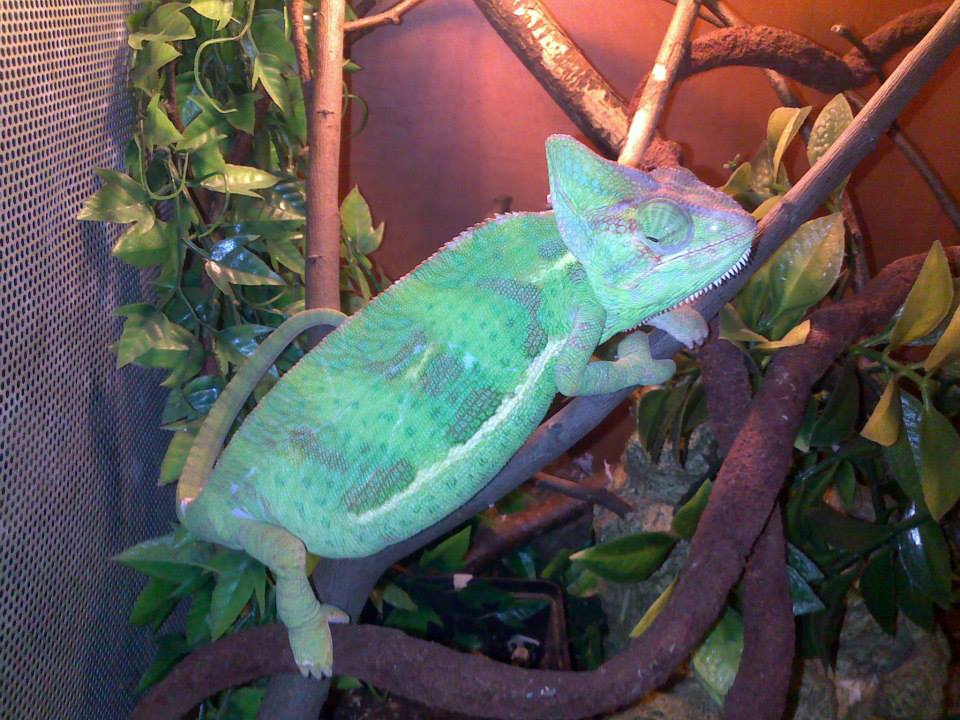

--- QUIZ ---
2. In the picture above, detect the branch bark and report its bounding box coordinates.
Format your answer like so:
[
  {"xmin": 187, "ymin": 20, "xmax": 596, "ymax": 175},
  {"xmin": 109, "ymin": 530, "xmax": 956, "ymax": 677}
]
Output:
[{"xmin": 344, "ymin": 0, "xmax": 427, "ymax": 32}]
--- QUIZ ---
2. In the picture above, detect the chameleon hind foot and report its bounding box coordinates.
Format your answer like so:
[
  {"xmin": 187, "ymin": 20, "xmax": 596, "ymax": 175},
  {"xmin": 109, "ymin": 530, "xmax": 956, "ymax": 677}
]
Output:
[{"xmin": 288, "ymin": 603, "xmax": 350, "ymax": 679}]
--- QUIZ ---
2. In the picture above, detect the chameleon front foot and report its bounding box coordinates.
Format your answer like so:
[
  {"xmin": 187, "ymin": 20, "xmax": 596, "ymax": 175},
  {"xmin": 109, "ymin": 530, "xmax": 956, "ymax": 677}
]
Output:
[{"xmin": 288, "ymin": 603, "xmax": 350, "ymax": 679}]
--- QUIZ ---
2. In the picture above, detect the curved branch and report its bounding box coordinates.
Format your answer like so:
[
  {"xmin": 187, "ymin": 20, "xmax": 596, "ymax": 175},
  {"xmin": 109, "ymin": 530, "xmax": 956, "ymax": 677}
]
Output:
[
  {"xmin": 344, "ymin": 0, "xmax": 427, "ymax": 32},
  {"xmin": 132, "ymin": 247, "xmax": 960, "ymax": 720}
]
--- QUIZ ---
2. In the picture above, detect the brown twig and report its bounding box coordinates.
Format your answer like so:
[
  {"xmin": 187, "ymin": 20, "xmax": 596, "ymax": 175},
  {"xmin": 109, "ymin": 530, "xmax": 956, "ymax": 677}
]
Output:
[
  {"xmin": 661, "ymin": 0, "xmax": 724, "ymax": 29},
  {"xmin": 533, "ymin": 472, "xmax": 634, "ymax": 517},
  {"xmin": 290, "ymin": 0, "xmax": 311, "ymax": 84},
  {"xmin": 344, "ymin": 0, "xmax": 427, "ymax": 32},
  {"xmin": 832, "ymin": 23, "xmax": 888, "ymax": 81},
  {"xmin": 132, "ymin": 248, "xmax": 960, "ymax": 720},
  {"xmin": 620, "ymin": 0, "xmax": 701, "ymax": 166}
]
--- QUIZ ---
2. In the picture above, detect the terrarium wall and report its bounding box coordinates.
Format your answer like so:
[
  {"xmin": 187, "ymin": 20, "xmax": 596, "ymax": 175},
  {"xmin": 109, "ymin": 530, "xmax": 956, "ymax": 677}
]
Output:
[
  {"xmin": 349, "ymin": 0, "xmax": 960, "ymax": 278},
  {"xmin": 0, "ymin": 1, "xmax": 175, "ymax": 718}
]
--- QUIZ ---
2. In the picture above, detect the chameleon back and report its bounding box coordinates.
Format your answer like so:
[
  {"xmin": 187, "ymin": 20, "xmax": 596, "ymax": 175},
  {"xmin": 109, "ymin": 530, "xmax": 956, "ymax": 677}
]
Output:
[{"xmin": 187, "ymin": 211, "xmax": 588, "ymax": 558}]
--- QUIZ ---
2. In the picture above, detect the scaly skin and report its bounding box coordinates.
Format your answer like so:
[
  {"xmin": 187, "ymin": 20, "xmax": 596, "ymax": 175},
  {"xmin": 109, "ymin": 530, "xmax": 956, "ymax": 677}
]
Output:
[{"xmin": 177, "ymin": 135, "xmax": 756, "ymax": 677}]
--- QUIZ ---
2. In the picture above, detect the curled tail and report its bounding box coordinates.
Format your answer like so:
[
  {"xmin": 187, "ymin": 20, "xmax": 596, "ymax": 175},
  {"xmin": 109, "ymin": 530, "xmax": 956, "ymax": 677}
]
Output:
[{"xmin": 176, "ymin": 308, "xmax": 346, "ymax": 521}]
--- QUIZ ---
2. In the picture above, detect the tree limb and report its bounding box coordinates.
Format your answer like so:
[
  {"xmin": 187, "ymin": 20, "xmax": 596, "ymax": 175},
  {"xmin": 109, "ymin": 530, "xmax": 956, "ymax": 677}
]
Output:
[{"xmin": 344, "ymin": 0, "xmax": 427, "ymax": 32}]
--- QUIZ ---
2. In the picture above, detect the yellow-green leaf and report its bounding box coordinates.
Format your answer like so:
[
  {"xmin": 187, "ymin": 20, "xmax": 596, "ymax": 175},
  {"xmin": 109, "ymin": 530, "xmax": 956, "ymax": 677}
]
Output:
[
  {"xmin": 754, "ymin": 320, "xmax": 810, "ymax": 351},
  {"xmin": 889, "ymin": 241, "xmax": 953, "ymax": 349},
  {"xmin": 807, "ymin": 94, "xmax": 853, "ymax": 168},
  {"xmin": 570, "ymin": 532, "xmax": 676, "ymax": 583},
  {"xmin": 924, "ymin": 300, "xmax": 960, "ymax": 372},
  {"xmin": 202, "ymin": 164, "xmax": 280, "ymax": 197},
  {"xmin": 112, "ymin": 219, "xmax": 175, "ymax": 268},
  {"xmin": 128, "ymin": 3, "xmax": 196, "ymax": 49},
  {"xmin": 190, "ymin": 0, "xmax": 234, "ymax": 29},
  {"xmin": 860, "ymin": 378, "xmax": 902, "ymax": 446},
  {"xmin": 920, "ymin": 403, "xmax": 960, "ymax": 520},
  {"xmin": 629, "ymin": 578, "xmax": 676, "ymax": 638},
  {"xmin": 692, "ymin": 607, "xmax": 744, "ymax": 705},
  {"xmin": 765, "ymin": 213, "xmax": 844, "ymax": 331},
  {"xmin": 767, "ymin": 106, "xmax": 811, "ymax": 177},
  {"xmin": 252, "ymin": 54, "xmax": 291, "ymax": 114},
  {"xmin": 751, "ymin": 196, "xmax": 780, "ymax": 220},
  {"xmin": 144, "ymin": 94, "xmax": 183, "ymax": 147},
  {"xmin": 159, "ymin": 429, "xmax": 196, "ymax": 485},
  {"xmin": 719, "ymin": 303, "xmax": 768, "ymax": 343}
]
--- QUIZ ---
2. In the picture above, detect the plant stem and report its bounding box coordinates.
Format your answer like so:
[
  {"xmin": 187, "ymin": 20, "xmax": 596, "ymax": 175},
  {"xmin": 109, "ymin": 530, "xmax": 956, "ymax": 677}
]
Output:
[
  {"xmin": 620, "ymin": 0, "xmax": 701, "ymax": 166},
  {"xmin": 305, "ymin": 0, "xmax": 346, "ymax": 322}
]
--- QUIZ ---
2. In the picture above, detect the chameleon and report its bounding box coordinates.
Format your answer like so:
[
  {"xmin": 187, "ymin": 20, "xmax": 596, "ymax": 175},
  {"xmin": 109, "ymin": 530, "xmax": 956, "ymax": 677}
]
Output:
[{"xmin": 176, "ymin": 135, "xmax": 755, "ymax": 678}]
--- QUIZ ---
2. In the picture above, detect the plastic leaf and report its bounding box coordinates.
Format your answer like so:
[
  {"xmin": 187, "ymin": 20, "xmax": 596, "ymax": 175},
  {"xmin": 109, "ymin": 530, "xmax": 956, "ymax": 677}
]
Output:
[
  {"xmin": 894, "ymin": 553, "xmax": 935, "ymax": 631},
  {"xmin": 570, "ymin": 532, "xmax": 677, "ymax": 583},
  {"xmin": 382, "ymin": 583, "xmax": 417, "ymax": 611},
  {"xmin": 787, "ymin": 543, "xmax": 824, "ymax": 583},
  {"xmin": 158, "ymin": 429, "xmax": 196, "ymax": 485},
  {"xmin": 224, "ymin": 92, "xmax": 258, "ymax": 134},
  {"xmin": 130, "ymin": 41, "xmax": 181, "ymax": 91},
  {"xmin": 809, "ymin": 363, "xmax": 859, "ymax": 447},
  {"xmin": 77, "ymin": 169, "xmax": 154, "ymax": 231},
  {"xmin": 896, "ymin": 507, "xmax": 951, "ymax": 608},
  {"xmin": 144, "ymin": 94, "xmax": 183, "ymax": 147},
  {"xmin": 207, "ymin": 551, "xmax": 264, "ymax": 639},
  {"xmin": 112, "ymin": 219, "xmax": 175, "ymax": 268},
  {"xmin": 128, "ymin": 3, "xmax": 196, "ymax": 49},
  {"xmin": 807, "ymin": 95, "xmax": 854, "ymax": 168},
  {"xmin": 671, "ymin": 480, "xmax": 712, "ymax": 541},
  {"xmin": 883, "ymin": 391, "xmax": 927, "ymax": 508},
  {"xmin": 629, "ymin": 578, "xmax": 675, "ymax": 637},
  {"xmin": 136, "ymin": 634, "xmax": 190, "ymax": 692},
  {"xmin": 267, "ymin": 236, "xmax": 305, "ymax": 275},
  {"xmin": 718, "ymin": 303, "xmax": 767, "ymax": 343},
  {"xmin": 201, "ymin": 164, "xmax": 280, "ymax": 197},
  {"xmin": 767, "ymin": 106, "xmax": 811, "ymax": 177},
  {"xmin": 419, "ymin": 526, "xmax": 471, "ymax": 572},
  {"xmin": 753, "ymin": 320, "xmax": 810, "ymax": 351},
  {"xmin": 860, "ymin": 548, "xmax": 897, "ymax": 634},
  {"xmin": 177, "ymin": 101, "xmax": 229, "ymax": 151},
  {"xmin": 860, "ymin": 377, "xmax": 902, "ymax": 446},
  {"xmin": 924, "ymin": 302, "xmax": 960, "ymax": 372},
  {"xmin": 787, "ymin": 566, "xmax": 825, "ymax": 616},
  {"xmin": 130, "ymin": 577, "xmax": 179, "ymax": 627},
  {"xmin": 252, "ymin": 54, "xmax": 291, "ymax": 114},
  {"xmin": 190, "ymin": 0, "xmax": 233, "ymax": 29},
  {"xmin": 692, "ymin": 607, "xmax": 743, "ymax": 705},
  {"xmin": 206, "ymin": 238, "xmax": 285, "ymax": 286},
  {"xmin": 113, "ymin": 531, "xmax": 213, "ymax": 581},
  {"xmin": 765, "ymin": 213, "xmax": 844, "ymax": 333},
  {"xmin": 889, "ymin": 241, "xmax": 953, "ymax": 350},
  {"xmin": 919, "ymin": 402, "xmax": 960, "ymax": 519}
]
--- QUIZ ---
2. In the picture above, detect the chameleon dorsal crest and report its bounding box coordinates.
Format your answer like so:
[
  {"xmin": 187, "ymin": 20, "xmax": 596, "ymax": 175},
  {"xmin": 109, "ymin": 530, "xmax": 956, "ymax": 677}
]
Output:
[{"xmin": 545, "ymin": 135, "xmax": 755, "ymax": 338}]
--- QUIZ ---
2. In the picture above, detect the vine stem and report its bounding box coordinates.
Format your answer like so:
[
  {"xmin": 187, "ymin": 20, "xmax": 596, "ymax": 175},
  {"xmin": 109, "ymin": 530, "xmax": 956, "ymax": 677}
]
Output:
[
  {"xmin": 619, "ymin": 0, "xmax": 701, "ymax": 166},
  {"xmin": 305, "ymin": 0, "xmax": 346, "ymax": 319}
]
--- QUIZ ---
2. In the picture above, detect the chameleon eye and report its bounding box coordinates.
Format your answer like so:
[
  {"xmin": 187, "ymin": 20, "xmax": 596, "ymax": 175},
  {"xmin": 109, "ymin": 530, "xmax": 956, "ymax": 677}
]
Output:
[{"xmin": 636, "ymin": 199, "xmax": 692, "ymax": 251}]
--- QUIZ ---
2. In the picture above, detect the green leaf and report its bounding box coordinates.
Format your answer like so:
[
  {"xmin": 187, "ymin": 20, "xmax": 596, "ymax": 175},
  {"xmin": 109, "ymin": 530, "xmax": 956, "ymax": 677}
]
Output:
[
  {"xmin": 114, "ymin": 530, "xmax": 213, "ymax": 581},
  {"xmin": 224, "ymin": 92, "xmax": 258, "ymax": 134},
  {"xmin": 130, "ymin": 577, "xmax": 179, "ymax": 628},
  {"xmin": 889, "ymin": 241, "xmax": 953, "ymax": 349},
  {"xmin": 810, "ymin": 363, "xmax": 859, "ymax": 447},
  {"xmin": 671, "ymin": 480, "xmax": 712, "ymax": 540},
  {"xmin": 925, "ymin": 303, "xmax": 960, "ymax": 372},
  {"xmin": 206, "ymin": 238, "xmax": 285, "ymax": 287},
  {"xmin": 201, "ymin": 164, "xmax": 281, "ymax": 197},
  {"xmin": 78, "ymin": 169, "xmax": 153, "ymax": 231},
  {"xmin": 570, "ymin": 532, "xmax": 677, "ymax": 583},
  {"xmin": 190, "ymin": 0, "xmax": 234, "ymax": 29},
  {"xmin": 128, "ymin": 3, "xmax": 196, "ymax": 49},
  {"xmin": 861, "ymin": 378, "xmax": 902, "ymax": 447},
  {"xmin": 182, "ymin": 375, "xmax": 225, "ymax": 415},
  {"xmin": 787, "ymin": 565, "xmax": 825, "ymax": 616},
  {"xmin": 804, "ymin": 505, "xmax": 891, "ymax": 553},
  {"xmin": 223, "ymin": 687, "xmax": 265, "ymax": 719},
  {"xmin": 177, "ymin": 99, "xmax": 229, "ymax": 151},
  {"xmin": 382, "ymin": 582, "xmax": 417, "ymax": 611},
  {"xmin": 217, "ymin": 324, "xmax": 274, "ymax": 368},
  {"xmin": 114, "ymin": 304, "xmax": 189, "ymax": 367},
  {"xmin": 419, "ymin": 526, "xmax": 471, "ymax": 572},
  {"xmin": 753, "ymin": 320, "xmax": 810, "ymax": 351},
  {"xmin": 896, "ymin": 508, "xmax": 951, "ymax": 608},
  {"xmin": 207, "ymin": 551, "xmax": 264, "ymax": 640},
  {"xmin": 159, "ymin": 429, "xmax": 196, "ymax": 485},
  {"xmin": 185, "ymin": 583, "xmax": 213, "ymax": 645},
  {"xmin": 629, "ymin": 578, "xmax": 675, "ymax": 637},
  {"xmin": 692, "ymin": 607, "xmax": 743, "ymax": 705},
  {"xmin": 835, "ymin": 460, "xmax": 856, "ymax": 509},
  {"xmin": 144, "ymin": 94, "xmax": 183, "ymax": 147},
  {"xmin": 137, "ymin": 634, "xmax": 190, "ymax": 692},
  {"xmin": 763, "ymin": 213, "xmax": 844, "ymax": 337},
  {"xmin": 787, "ymin": 543, "xmax": 824, "ymax": 583},
  {"xmin": 341, "ymin": 186, "xmax": 376, "ymax": 244},
  {"xmin": 894, "ymin": 554, "xmax": 935, "ymax": 631},
  {"xmin": 884, "ymin": 391, "xmax": 926, "ymax": 507},
  {"xmin": 267, "ymin": 236, "xmax": 305, "ymax": 275},
  {"xmin": 252, "ymin": 54, "xmax": 291, "ymax": 114},
  {"xmin": 807, "ymin": 94, "xmax": 854, "ymax": 168},
  {"xmin": 767, "ymin": 106, "xmax": 811, "ymax": 178},
  {"xmin": 384, "ymin": 605, "xmax": 444, "ymax": 635},
  {"xmin": 131, "ymin": 41, "xmax": 182, "ymax": 91},
  {"xmin": 490, "ymin": 598, "xmax": 549, "ymax": 628},
  {"xmin": 718, "ymin": 303, "xmax": 768, "ymax": 343},
  {"xmin": 861, "ymin": 547, "xmax": 897, "ymax": 634},
  {"xmin": 919, "ymin": 403, "xmax": 960, "ymax": 519},
  {"xmin": 115, "ymin": 218, "xmax": 177, "ymax": 268}
]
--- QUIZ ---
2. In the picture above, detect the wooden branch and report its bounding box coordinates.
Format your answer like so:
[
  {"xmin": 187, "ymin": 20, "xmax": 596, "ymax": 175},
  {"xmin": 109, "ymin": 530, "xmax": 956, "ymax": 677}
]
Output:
[
  {"xmin": 619, "ymin": 0, "xmax": 701, "ymax": 166},
  {"xmin": 721, "ymin": 510, "xmax": 793, "ymax": 720},
  {"xmin": 699, "ymin": 329, "xmax": 752, "ymax": 456},
  {"xmin": 344, "ymin": 0, "xmax": 427, "ymax": 32},
  {"xmin": 290, "ymin": 0, "xmax": 311, "ymax": 84},
  {"xmin": 533, "ymin": 471, "xmax": 634, "ymax": 517},
  {"xmin": 132, "ymin": 249, "xmax": 960, "ymax": 720},
  {"xmin": 304, "ymin": 0, "xmax": 346, "ymax": 317}
]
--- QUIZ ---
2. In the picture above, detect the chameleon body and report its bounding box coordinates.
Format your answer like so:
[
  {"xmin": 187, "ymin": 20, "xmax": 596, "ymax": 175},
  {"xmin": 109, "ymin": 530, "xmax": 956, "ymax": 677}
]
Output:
[{"xmin": 177, "ymin": 136, "xmax": 755, "ymax": 677}]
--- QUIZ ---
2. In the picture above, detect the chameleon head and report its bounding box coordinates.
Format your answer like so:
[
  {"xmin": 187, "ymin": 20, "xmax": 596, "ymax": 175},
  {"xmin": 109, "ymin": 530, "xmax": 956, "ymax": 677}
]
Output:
[{"xmin": 545, "ymin": 135, "xmax": 756, "ymax": 337}]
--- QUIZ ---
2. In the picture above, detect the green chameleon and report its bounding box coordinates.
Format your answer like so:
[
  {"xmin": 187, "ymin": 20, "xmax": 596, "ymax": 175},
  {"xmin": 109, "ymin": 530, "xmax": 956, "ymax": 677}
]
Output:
[{"xmin": 176, "ymin": 135, "xmax": 755, "ymax": 678}]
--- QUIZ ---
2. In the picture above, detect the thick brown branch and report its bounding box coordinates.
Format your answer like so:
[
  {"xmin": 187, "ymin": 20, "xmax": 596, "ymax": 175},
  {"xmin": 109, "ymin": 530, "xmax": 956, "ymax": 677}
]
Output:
[
  {"xmin": 699, "ymin": 329, "xmax": 752, "ymax": 457},
  {"xmin": 133, "ymin": 248, "xmax": 960, "ymax": 720},
  {"xmin": 344, "ymin": 0, "xmax": 427, "ymax": 31},
  {"xmin": 721, "ymin": 511, "xmax": 793, "ymax": 720}
]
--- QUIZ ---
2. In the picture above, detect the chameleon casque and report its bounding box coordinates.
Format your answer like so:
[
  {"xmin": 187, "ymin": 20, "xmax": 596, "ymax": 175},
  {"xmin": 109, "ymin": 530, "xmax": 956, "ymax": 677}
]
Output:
[{"xmin": 176, "ymin": 135, "xmax": 755, "ymax": 678}]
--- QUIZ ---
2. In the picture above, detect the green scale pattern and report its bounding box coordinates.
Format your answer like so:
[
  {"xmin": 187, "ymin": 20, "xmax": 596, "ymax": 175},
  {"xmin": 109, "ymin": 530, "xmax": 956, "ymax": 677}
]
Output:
[{"xmin": 190, "ymin": 212, "xmax": 587, "ymax": 557}]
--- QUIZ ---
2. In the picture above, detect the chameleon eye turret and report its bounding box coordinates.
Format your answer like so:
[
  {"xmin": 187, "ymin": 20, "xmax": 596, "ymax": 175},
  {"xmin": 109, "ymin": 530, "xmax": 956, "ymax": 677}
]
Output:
[{"xmin": 635, "ymin": 198, "xmax": 693, "ymax": 252}]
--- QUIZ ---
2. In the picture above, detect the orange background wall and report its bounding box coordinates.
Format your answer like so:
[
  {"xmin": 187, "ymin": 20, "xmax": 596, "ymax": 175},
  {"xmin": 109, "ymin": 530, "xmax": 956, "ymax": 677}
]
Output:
[{"xmin": 345, "ymin": 0, "xmax": 960, "ymax": 280}]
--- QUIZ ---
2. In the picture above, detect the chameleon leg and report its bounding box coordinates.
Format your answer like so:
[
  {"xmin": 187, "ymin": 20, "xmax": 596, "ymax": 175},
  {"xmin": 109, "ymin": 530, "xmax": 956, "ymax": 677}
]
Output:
[
  {"xmin": 234, "ymin": 520, "xmax": 348, "ymax": 679},
  {"xmin": 646, "ymin": 305, "xmax": 708, "ymax": 348},
  {"xmin": 555, "ymin": 305, "xmax": 675, "ymax": 396}
]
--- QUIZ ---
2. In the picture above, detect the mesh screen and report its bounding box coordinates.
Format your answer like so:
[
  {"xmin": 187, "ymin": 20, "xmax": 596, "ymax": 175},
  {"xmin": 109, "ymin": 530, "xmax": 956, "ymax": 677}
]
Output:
[{"xmin": 0, "ymin": 1, "xmax": 175, "ymax": 717}]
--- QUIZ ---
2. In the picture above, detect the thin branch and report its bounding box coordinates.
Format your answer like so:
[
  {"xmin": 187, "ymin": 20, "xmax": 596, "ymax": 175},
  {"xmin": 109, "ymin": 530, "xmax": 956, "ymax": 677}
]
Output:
[
  {"xmin": 533, "ymin": 471, "xmax": 634, "ymax": 517},
  {"xmin": 620, "ymin": 0, "xmax": 701, "ymax": 166},
  {"xmin": 133, "ymin": 247, "xmax": 960, "ymax": 720},
  {"xmin": 661, "ymin": 0, "xmax": 724, "ymax": 29},
  {"xmin": 344, "ymin": 0, "xmax": 427, "ymax": 32},
  {"xmin": 290, "ymin": 0, "xmax": 311, "ymax": 84},
  {"xmin": 832, "ymin": 23, "xmax": 888, "ymax": 81}
]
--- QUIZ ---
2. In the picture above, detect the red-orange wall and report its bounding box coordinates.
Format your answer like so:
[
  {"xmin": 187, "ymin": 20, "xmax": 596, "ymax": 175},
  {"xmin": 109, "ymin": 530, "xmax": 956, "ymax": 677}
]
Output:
[{"xmin": 346, "ymin": 0, "xmax": 960, "ymax": 279}]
